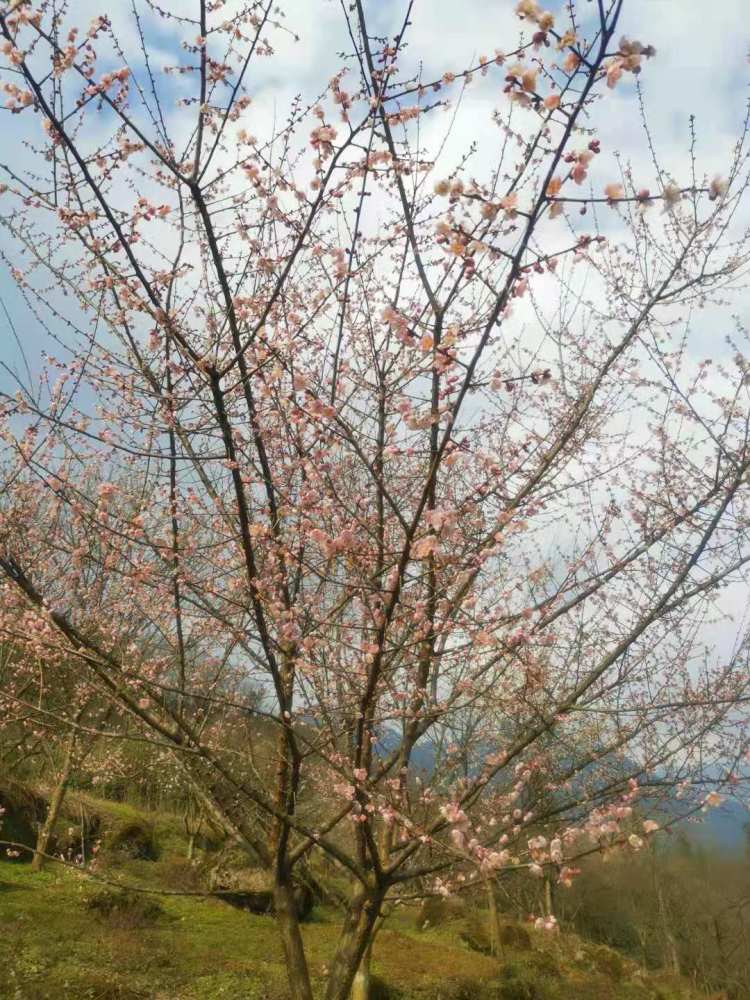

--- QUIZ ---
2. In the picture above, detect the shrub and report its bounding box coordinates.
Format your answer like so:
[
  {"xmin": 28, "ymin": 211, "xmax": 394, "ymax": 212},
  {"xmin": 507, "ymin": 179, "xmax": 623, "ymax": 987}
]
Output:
[
  {"xmin": 499, "ymin": 922, "xmax": 533, "ymax": 951},
  {"xmin": 105, "ymin": 820, "xmax": 159, "ymax": 860},
  {"xmin": 500, "ymin": 961, "xmax": 552, "ymax": 1000},
  {"xmin": 0, "ymin": 781, "xmax": 46, "ymax": 857},
  {"xmin": 459, "ymin": 909, "xmax": 493, "ymax": 955},
  {"xmin": 84, "ymin": 888, "xmax": 164, "ymax": 928},
  {"xmin": 369, "ymin": 972, "xmax": 505, "ymax": 1000},
  {"xmin": 208, "ymin": 855, "xmax": 314, "ymax": 920},
  {"xmin": 592, "ymin": 944, "xmax": 626, "ymax": 981},
  {"xmin": 154, "ymin": 856, "xmax": 204, "ymax": 892},
  {"xmin": 58, "ymin": 974, "xmax": 148, "ymax": 1000},
  {"xmin": 369, "ymin": 975, "xmax": 398, "ymax": 1000},
  {"xmin": 525, "ymin": 951, "xmax": 561, "ymax": 979},
  {"xmin": 433, "ymin": 978, "xmax": 493, "ymax": 1000},
  {"xmin": 416, "ymin": 895, "xmax": 465, "ymax": 930}
]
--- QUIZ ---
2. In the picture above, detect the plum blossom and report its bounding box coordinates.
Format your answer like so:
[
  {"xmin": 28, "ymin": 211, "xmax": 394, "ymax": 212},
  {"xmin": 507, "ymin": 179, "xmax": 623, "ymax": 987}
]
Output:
[
  {"xmin": 441, "ymin": 802, "xmax": 469, "ymax": 831},
  {"xmin": 661, "ymin": 182, "xmax": 682, "ymax": 212},
  {"xmin": 709, "ymin": 176, "xmax": 728, "ymax": 201},
  {"xmin": 413, "ymin": 534, "xmax": 440, "ymax": 559},
  {"xmin": 515, "ymin": 1, "xmax": 554, "ymax": 32},
  {"xmin": 558, "ymin": 866, "xmax": 580, "ymax": 887},
  {"xmin": 605, "ymin": 37, "xmax": 655, "ymax": 89},
  {"xmin": 534, "ymin": 914, "xmax": 558, "ymax": 932},
  {"xmin": 604, "ymin": 183, "xmax": 625, "ymax": 202},
  {"xmin": 310, "ymin": 125, "xmax": 337, "ymax": 158},
  {"xmin": 97, "ymin": 482, "xmax": 117, "ymax": 502}
]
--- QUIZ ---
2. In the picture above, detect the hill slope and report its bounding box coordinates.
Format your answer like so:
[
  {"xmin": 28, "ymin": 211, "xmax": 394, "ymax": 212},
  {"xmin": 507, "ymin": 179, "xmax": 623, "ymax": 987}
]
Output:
[{"xmin": 0, "ymin": 859, "xmax": 702, "ymax": 1000}]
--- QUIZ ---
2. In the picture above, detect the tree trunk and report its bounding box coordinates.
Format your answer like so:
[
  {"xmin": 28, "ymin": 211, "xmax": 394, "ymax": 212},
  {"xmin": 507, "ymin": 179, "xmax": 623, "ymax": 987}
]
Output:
[
  {"xmin": 274, "ymin": 879, "xmax": 314, "ymax": 1000},
  {"xmin": 79, "ymin": 801, "xmax": 86, "ymax": 866},
  {"xmin": 350, "ymin": 938, "xmax": 373, "ymax": 1000},
  {"xmin": 324, "ymin": 888, "xmax": 383, "ymax": 1000},
  {"xmin": 32, "ymin": 734, "xmax": 75, "ymax": 872},
  {"xmin": 186, "ymin": 832, "xmax": 196, "ymax": 860},
  {"xmin": 485, "ymin": 877, "xmax": 503, "ymax": 958},
  {"xmin": 652, "ymin": 851, "xmax": 680, "ymax": 976},
  {"xmin": 543, "ymin": 877, "xmax": 554, "ymax": 920}
]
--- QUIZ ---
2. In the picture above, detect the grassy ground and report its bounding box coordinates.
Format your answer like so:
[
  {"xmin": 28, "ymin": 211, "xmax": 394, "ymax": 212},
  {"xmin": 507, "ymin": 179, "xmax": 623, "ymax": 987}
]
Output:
[{"xmin": 0, "ymin": 859, "xmax": 700, "ymax": 1000}]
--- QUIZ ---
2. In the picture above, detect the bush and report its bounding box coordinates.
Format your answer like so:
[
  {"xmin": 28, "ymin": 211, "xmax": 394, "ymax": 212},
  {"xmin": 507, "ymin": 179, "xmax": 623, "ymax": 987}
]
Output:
[
  {"xmin": 525, "ymin": 951, "xmax": 561, "ymax": 980},
  {"xmin": 433, "ymin": 978, "xmax": 497, "ymax": 1000},
  {"xmin": 55, "ymin": 974, "xmax": 149, "ymax": 1000},
  {"xmin": 154, "ymin": 856, "xmax": 204, "ymax": 892},
  {"xmin": 459, "ymin": 910, "xmax": 493, "ymax": 955},
  {"xmin": 84, "ymin": 888, "xmax": 164, "ymax": 928},
  {"xmin": 499, "ymin": 922, "xmax": 533, "ymax": 951},
  {"xmin": 415, "ymin": 895, "xmax": 465, "ymax": 929},
  {"xmin": 104, "ymin": 820, "xmax": 159, "ymax": 861},
  {"xmin": 591, "ymin": 944, "xmax": 626, "ymax": 980},
  {"xmin": 367, "ymin": 971, "xmax": 506, "ymax": 1000},
  {"xmin": 500, "ymin": 961, "xmax": 552, "ymax": 1000},
  {"xmin": 208, "ymin": 853, "xmax": 314, "ymax": 920},
  {"xmin": 369, "ymin": 975, "xmax": 398, "ymax": 1000}
]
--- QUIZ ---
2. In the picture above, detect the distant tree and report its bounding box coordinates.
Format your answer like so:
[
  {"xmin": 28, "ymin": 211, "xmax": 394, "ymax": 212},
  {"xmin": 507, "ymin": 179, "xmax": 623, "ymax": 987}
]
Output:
[{"xmin": 558, "ymin": 840, "xmax": 750, "ymax": 998}]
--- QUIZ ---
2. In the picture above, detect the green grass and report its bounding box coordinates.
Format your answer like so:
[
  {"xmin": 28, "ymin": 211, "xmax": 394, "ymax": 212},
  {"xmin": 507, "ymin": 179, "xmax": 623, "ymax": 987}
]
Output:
[{"xmin": 0, "ymin": 860, "xmax": 699, "ymax": 1000}]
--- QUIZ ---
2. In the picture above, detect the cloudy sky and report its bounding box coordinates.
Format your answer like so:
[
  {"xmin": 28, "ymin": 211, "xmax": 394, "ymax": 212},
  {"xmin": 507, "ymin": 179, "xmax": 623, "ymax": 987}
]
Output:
[{"xmin": 2, "ymin": 0, "xmax": 747, "ymax": 378}]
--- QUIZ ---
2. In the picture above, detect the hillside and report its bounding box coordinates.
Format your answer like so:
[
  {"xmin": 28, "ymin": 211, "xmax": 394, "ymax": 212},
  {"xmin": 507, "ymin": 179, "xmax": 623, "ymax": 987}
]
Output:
[
  {"xmin": 0, "ymin": 788, "xmax": 703, "ymax": 1000},
  {"xmin": 0, "ymin": 861, "xmax": 704, "ymax": 1000}
]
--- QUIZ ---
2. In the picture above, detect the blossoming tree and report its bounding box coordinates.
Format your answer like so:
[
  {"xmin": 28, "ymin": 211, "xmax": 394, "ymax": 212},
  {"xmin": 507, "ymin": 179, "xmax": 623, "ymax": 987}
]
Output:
[{"xmin": 1, "ymin": 0, "xmax": 750, "ymax": 996}]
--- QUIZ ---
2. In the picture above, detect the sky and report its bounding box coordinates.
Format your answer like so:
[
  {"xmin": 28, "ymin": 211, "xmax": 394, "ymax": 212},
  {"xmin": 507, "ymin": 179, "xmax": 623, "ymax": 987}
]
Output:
[
  {"xmin": 2, "ymin": 0, "xmax": 748, "ymax": 382},
  {"xmin": 1, "ymin": 0, "xmax": 749, "ymax": 657}
]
